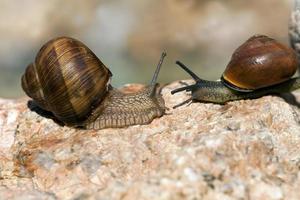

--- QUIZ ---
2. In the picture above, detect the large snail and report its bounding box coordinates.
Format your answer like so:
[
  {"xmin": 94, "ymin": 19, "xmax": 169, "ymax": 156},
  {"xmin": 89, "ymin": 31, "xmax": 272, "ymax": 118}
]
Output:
[
  {"xmin": 22, "ymin": 37, "xmax": 167, "ymax": 129},
  {"xmin": 171, "ymin": 35, "xmax": 300, "ymax": 106}
]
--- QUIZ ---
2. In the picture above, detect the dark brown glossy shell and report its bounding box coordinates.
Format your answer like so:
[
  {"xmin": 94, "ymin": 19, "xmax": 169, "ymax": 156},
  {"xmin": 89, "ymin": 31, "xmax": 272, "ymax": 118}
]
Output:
[
  {"xmin": 21, "ymin": 37, "xmax": 112, "ymax": 126},
  {"xmin": 221, "ymin": 35, "xmax": 298, "ymax": 92}
]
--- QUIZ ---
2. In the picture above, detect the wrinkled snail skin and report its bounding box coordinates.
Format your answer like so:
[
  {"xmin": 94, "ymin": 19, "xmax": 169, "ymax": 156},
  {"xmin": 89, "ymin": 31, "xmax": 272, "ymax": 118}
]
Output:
[
  {"xmin": 85, "ymin": 85, "xmax": 165, "ymax": 129},
  {"xmin": 171, "ymin": 35, "xmax": 300, "ymax": 106},
  {"xmin": 22, "ymin": 36, "xmax": 167, "ymax": 129}
]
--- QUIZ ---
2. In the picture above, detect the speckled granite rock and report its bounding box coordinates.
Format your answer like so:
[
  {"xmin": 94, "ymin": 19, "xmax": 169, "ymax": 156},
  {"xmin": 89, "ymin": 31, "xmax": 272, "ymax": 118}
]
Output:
[{"xmin": 1, "ymin": 81, "xmax": 300, "ymax": 200}]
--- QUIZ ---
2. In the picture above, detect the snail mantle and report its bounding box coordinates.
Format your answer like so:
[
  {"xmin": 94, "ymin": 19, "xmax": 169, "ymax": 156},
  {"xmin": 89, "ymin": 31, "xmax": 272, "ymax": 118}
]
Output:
[{"xmin": 1, "ymin": 81, "xmax": 300, "ymax": 199}]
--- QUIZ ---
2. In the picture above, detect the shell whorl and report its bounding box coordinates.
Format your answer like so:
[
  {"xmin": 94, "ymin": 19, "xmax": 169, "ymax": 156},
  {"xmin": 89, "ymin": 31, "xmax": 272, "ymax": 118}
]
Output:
[
  {"xmin": 21, "ymin": 63, "xmax": 49, "ymax": 110},
  {"xmin": 22, "ymin": 37, "xmax": 112, "ymax": 126}
]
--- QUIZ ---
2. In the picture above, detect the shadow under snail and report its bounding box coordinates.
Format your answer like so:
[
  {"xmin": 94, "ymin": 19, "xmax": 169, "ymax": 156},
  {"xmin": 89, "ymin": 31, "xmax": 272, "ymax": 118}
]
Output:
[
  {"xmin": 21, "ymin": 37, "xmax": 167, "ymax": 129},
  {"xmin": 171, "ymin": 35, "xmax": 300, "ymax": 106}
]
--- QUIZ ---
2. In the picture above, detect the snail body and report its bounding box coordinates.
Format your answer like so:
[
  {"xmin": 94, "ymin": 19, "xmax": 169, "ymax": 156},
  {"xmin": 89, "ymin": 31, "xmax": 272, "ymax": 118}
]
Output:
[
  {"xmin": 171, "ymin": 35, "xmax": 300, "ymax": 105},
  {"xmin": 22, "ymin": 37, "xmax": 166, "ymax": 129}
]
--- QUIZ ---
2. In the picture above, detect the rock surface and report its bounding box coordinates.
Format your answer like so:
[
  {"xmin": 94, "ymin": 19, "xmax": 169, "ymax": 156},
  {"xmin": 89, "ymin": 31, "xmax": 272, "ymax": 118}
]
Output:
[{"xmin": 1, "ymin": 81, "xmax": 300, "ymax": 200}]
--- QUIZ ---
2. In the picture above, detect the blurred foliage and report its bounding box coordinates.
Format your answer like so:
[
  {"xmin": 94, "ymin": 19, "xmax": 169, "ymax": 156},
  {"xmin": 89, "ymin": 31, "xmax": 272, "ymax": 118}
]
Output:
[{"xmin": 0, "ymin": 0, "xmax": 294, "ymax": 97}]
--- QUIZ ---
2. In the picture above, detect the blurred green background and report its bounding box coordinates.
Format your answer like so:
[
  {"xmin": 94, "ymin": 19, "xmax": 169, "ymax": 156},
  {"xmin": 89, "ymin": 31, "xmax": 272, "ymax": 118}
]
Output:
[{"xmin": 0, "ymin": 0, "xmax": 294, "ymax": 98}]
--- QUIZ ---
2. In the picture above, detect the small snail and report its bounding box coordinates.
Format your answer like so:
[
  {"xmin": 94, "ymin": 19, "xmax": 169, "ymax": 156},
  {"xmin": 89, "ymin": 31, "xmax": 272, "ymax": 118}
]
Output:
[
  {"xmin": 171, "ymin": 35, "xmax": 300, "ymax": 106},
  {"xmin": 22, "ymin": 37, "xmax": 167, "ymax": 129}
]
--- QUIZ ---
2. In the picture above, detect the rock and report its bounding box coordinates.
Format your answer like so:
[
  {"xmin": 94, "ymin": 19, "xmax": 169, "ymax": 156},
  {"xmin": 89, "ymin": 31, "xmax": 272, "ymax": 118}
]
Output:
[
  {"xmin": 289, "ymin": 0, "xmax": 300, "ymax": 72},
  {"xmin": 0, "ymin": 81, "xmax": 300, "ymax": 199}
]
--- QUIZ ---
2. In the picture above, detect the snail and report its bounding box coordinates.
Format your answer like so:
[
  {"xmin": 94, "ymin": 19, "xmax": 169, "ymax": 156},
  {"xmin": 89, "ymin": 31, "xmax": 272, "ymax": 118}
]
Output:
[
  {"xmin": 171, "ymin": 35, "xmax": 300, "ymax": 106},
  {"xmin": 21, "ymin": 37, "xmax": 167, "ymax": 129}
]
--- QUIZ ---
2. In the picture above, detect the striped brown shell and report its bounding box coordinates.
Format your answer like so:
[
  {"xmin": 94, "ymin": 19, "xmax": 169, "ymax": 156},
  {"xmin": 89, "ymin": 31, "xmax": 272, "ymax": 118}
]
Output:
[
  {"xmin": 21, "ymin": 37, "xmax": 112, "ymax": 126},
  {"xmin": 221, "ymin": 35, "xmax": 298, "ymax": 92}
]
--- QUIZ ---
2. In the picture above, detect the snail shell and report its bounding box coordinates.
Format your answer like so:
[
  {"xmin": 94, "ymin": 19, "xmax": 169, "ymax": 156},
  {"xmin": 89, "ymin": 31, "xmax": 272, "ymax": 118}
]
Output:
[
  {"xmin": 22, "ymin": 37, "xmax": 112, "ymax": 126},
  {"xmin": 221, "ymin": 35, "xmax": 298, "ymax": 92}
]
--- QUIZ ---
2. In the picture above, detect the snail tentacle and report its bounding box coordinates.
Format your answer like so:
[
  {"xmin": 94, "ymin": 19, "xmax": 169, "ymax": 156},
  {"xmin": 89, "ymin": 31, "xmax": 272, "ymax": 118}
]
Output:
[
  {"xmin": 150, "ymin": 52, "xmax": 166, "ymax": 94},
  {"xmin": 175, "ymin": 61, "xmax": 204, "ymax": 82}
]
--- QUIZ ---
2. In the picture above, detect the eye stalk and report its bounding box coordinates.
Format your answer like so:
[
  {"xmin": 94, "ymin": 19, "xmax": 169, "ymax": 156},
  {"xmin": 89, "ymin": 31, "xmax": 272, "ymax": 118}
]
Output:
[
  {"xmin": 171, "ymin": 61, "xmax": 203, "ymax": 108},
  {"xmin": 150, "ymin": 52, "xmax": 167, "ymax": 96},
  {"xmin": 171, "ymin": 61, "xmax": 203, "ymax": 95}
]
